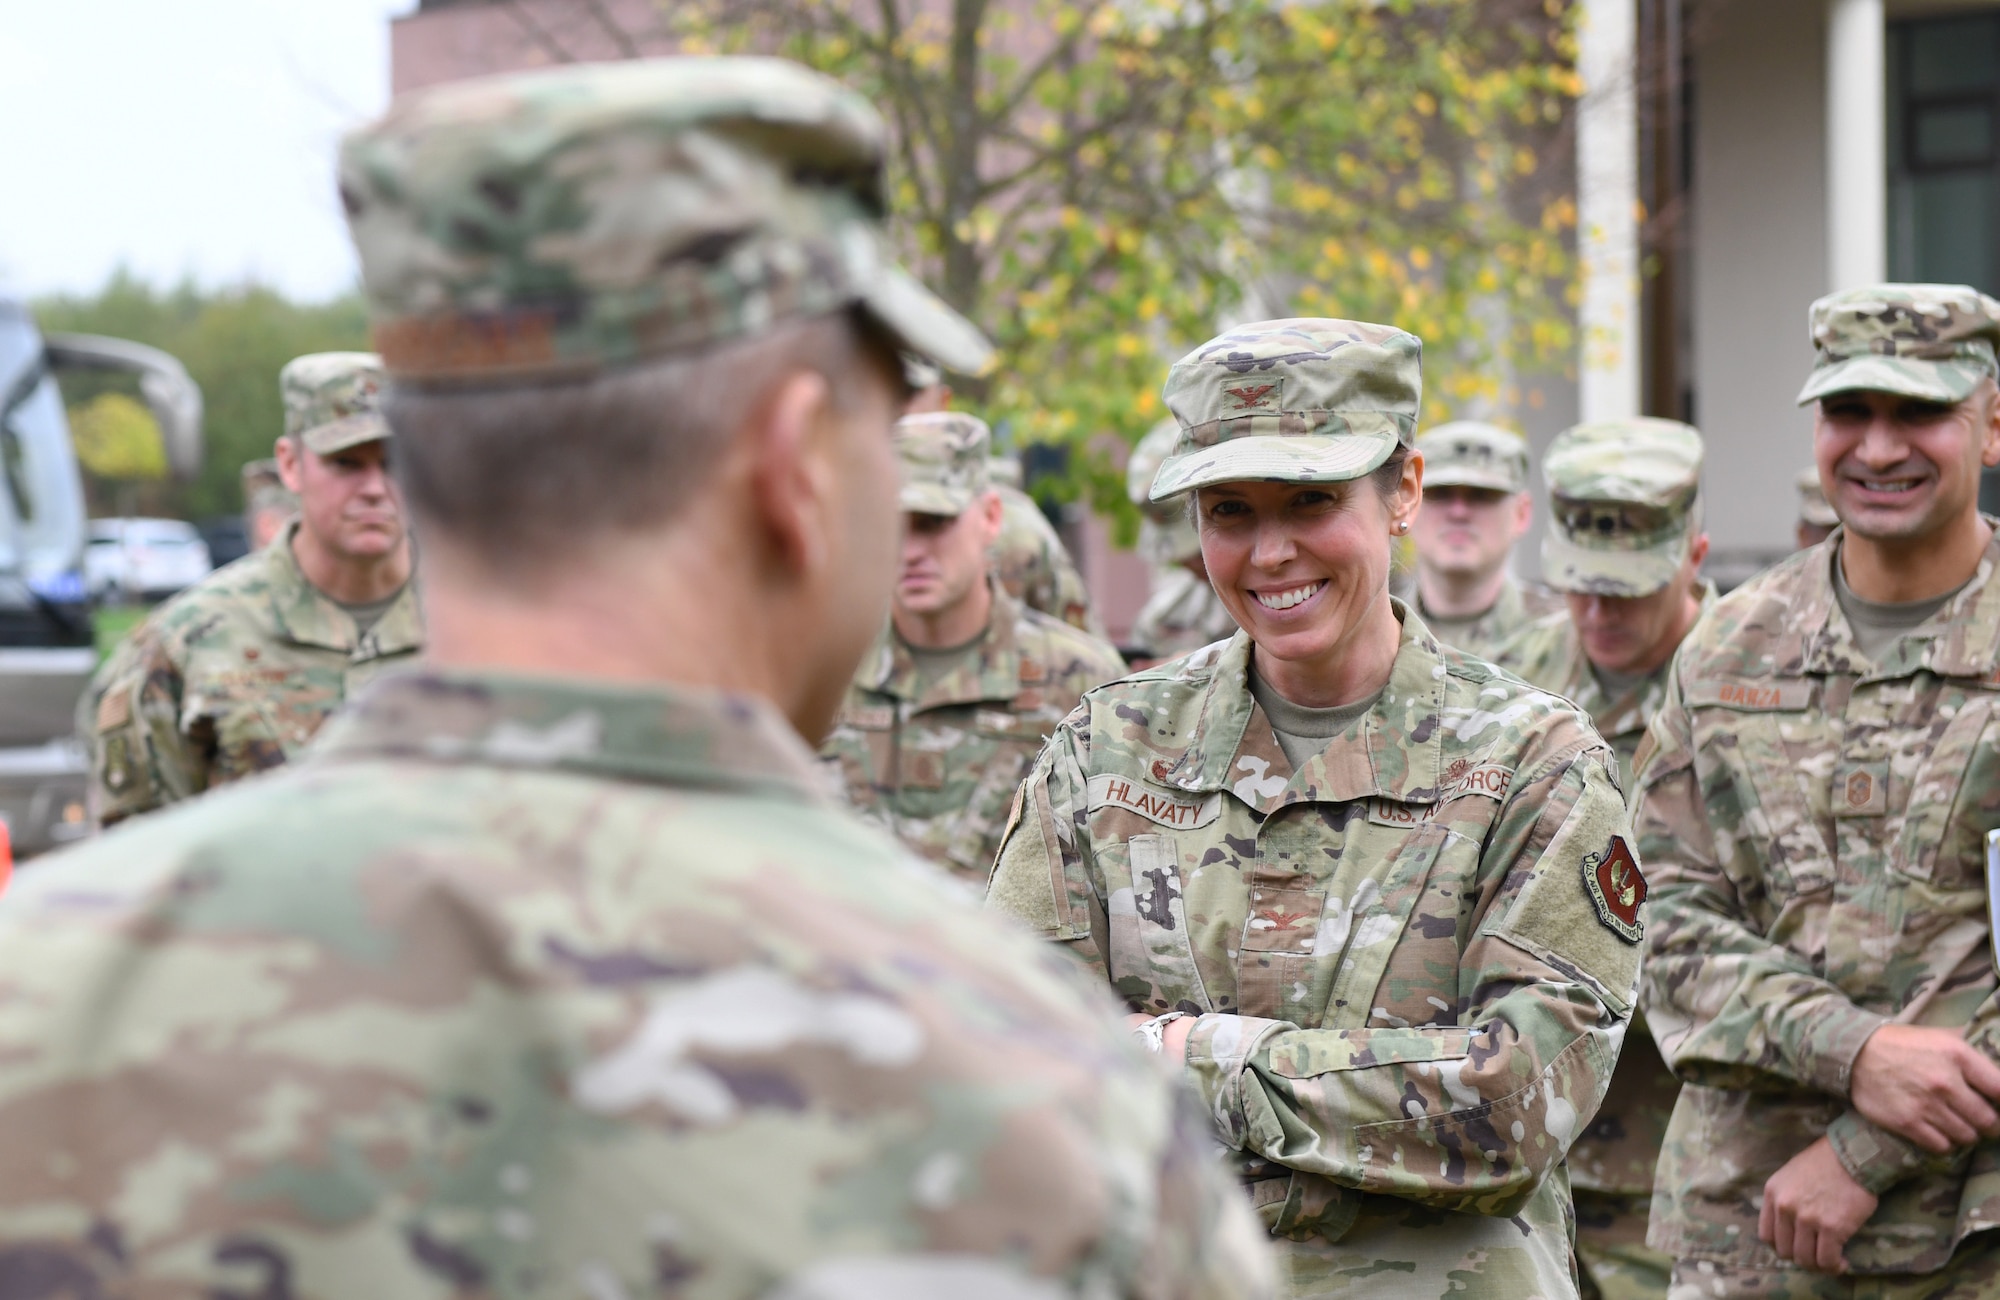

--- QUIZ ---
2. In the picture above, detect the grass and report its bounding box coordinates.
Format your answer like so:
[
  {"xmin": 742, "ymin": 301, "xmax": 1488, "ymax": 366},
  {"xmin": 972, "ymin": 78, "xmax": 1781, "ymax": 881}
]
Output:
[{"xmin": 92, "ymin": 604, "xmax": 148, "ymax": 664}]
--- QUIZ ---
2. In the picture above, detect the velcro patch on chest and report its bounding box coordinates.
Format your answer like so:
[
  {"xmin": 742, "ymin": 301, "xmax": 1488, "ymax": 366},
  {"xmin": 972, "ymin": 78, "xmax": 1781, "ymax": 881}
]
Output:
[
  {"xmin": 1685, "ymin": 678, "xmax": 1812, "ymax": 711},
  {"xmin": 1584, "ymin": 835, "xmax": 1647, "ymax": 944},
  {"xmin": 1833, "ymin": 760, "xmax": 1889, "ymax": 817},
  {"xmin": 1369, "ymin": 799, "xmax": 1430, "ymax": 828},
  {"xmin": 1086, "ymin": 773, "xmax": 1220, "ymax": 830}
]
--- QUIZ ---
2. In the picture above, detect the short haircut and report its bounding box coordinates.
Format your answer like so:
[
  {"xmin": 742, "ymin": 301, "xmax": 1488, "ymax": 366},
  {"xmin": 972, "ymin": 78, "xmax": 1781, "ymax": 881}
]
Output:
[{"xmin": 384, "ymin": 308, "xmax": 900, "ymax": 574}]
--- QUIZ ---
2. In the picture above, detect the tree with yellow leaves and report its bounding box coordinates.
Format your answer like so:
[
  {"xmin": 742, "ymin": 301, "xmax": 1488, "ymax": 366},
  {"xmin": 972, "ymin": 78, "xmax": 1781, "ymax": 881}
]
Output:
[{"xmin": 674, "ymin": 0, "xmax": 1579, "ymax": 524}]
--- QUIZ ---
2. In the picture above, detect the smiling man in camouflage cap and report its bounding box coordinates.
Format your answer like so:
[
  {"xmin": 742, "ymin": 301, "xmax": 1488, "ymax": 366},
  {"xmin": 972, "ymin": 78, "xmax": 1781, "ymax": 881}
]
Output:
[
  {"xmin": 0, "ymin": 57, "xmax": 1274, "ymax": 1299},
  {"xmin": 1493, "ymin": 416, "xmax": 1712, "ymax": 1300},
  {"xmin": 1409, "ymin": 420, "xmax": 1559, "ymax": 658},
  {"xmin": 82, "ymin": 350, "xmax": 421, "ymax": 827},
  {"xmin": 1633, "ymin": 284, "xmax": 2000, "ymax": 1296},
  {"xmin": 822, "ymin": 410, "xmax": 1125, "ymax": 886}
]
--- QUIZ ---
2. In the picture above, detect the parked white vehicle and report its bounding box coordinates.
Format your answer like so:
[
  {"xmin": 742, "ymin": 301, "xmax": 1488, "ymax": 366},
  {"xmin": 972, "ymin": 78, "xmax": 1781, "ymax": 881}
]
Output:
[{"xmin": 86, "ymin": 517, "xmax": 212, "ymax": 603}]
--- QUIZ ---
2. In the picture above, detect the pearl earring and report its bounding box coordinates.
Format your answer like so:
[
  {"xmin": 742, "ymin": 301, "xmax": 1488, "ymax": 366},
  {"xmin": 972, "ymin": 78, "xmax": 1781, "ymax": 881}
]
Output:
[{"xmin": 1394, "ymin": 520, "xmax": 1410, "ymax": 535}]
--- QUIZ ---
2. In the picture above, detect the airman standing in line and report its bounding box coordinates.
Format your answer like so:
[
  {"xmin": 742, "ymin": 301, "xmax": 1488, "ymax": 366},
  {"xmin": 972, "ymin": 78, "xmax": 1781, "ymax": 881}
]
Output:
[
  {"xmin": 989, "ymin": 318, "xmax": 1641, "ymax": 1299},
  {"xmin": 1409, "ymin": 420, "xmax": 1561, "ymax": 659},
  {"xmin": 1635, "ymin": 284, "xmax": 2000, "ymax": 1296},
  {"xmin": 1797, "ymin": 462, "xmax": 1839, "ymax": 549},
  {"xmin": 240, "ymin": 457, "xmax": 297, "ymax": 551},
  {"xmin": 83, "ymin": 352, "xmax": 421, "ymax": 826},
  {"xmin": 821, "ymin": 411, "xmax": 1127, "ymax": 886},
  {"xmin": 1494, "ymin": 418, "xmax": 1715, "ymax": 1300},
  {"xmin": 0, "ymin": 58, "xmax": 1273, "ymax": 1298},
  {"xmin": 1127, "ymin": 417, "xmax": 1236, "ymax": 665},
  {"xmin": 988, "ymin": 467, "xmax": 1103, "ymax": 635}
]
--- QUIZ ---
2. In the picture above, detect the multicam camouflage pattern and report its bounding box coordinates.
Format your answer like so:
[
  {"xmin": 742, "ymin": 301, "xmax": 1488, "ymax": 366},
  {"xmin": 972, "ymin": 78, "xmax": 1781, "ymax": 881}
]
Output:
[
  {"xmin": 1542, "ymin": 419, "xmax": 1703, "ymax": 599},
  {"xmin": 281, "ymin": 351, "xmax": 389, "ymax": 454},
  {"xmin": 990, "ymin": 485, "xmax": 1102, "ymax": 635},
  {"xmin": 239, "ymin": 458, "xmax": 295, "ymax": 517},
  {"xmin": 1417, "ymin": 576, "xmax": 1563, "ymax": 663},
  {"xmin": 0, "ymin": 669, "xmax": 1276, "ymax": 1298},
  {"xmin": 1665, "ymin": 1239, "xmax": 2000, "ymax": 1300},
  {"xmin": 987, "ymin": 605, "xmax": 1642, "ymax": 1298},
  {"xmin": 822, "ymin": 584, "xmax": 1126, "ymax": 886},
  {"xmin": 1129, "ymin": 419, "xmax": 1200, "ymax": 569},
  {"xmin": 1415, "ymin": 421, "xmax": 1531, "ymax": 494},
  {"xmin": 1797, "ymin": 283, "xmax": 2000, "ymax": 406},
  {"xmin": 897, "ymin": 411, "xmax": 990, "ymax": 516},
  {"xmin": 1131, "ymin": 567, "xmax": 1236, "ymax": 663},
  {"xmin": 1633, "ymin": 529, "xmax": 2000, "ymax": 1274},
  {"xmin": 1797, "ymin": 465, "xmax": 1838, "ymax": 529},
  {"xmin": 1149, "ymin": 320, "xmax": 1421, "ymax": 501},
  {"xmin": 338, "ymin": 58, "xmax": 990, "ymax": 383},
  {"xmin": 83, "ymin": 520, "xmax": 422, "ymax": 826},
  {"xmin": 1496, "ymin": 584, "xmax": 1714, "ymax": 1300}
]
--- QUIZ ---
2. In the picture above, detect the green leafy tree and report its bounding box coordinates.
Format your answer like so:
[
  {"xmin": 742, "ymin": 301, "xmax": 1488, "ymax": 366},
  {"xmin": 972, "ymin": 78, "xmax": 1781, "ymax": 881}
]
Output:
[
  {"xmin": 667, "ymin": 0, "xmax": 1579, "ymax": 533},
  {"xmin": 32, "ymin": 271, "xmax": 370, "ymax": 520}
]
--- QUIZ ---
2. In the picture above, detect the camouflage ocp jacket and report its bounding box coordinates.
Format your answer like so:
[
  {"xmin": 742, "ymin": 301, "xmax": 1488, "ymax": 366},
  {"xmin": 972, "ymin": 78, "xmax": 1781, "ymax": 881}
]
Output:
[
  {"xmin": 821, "ymin": 582, "xmax": 1126, "ymax": 885},
  {"xmin": 85, "ymin": 520, "xmax": 423, "ymax": 825},
  {"xmin": 1634, "ymin": 529, "xmax": 2000, "ymax": 1273},
  {"xmin": 988, "ymin": 605, "xmax": 1641, "ymax": 1293}
]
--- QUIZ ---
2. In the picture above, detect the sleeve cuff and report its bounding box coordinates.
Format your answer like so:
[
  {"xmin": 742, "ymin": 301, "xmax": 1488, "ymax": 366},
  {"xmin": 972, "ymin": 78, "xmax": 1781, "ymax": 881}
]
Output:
[
  {"xmin": 1825, "ymin": 1109, "xmax": 1929, "ymax": 1196},
  {"xmin": 1802, "ymin": 1003, "xmax": 1887, "ymax": 1097},
  {"xmin": 1183, "ymin": 1012, "xmax": 1287, "ymax": 1152}
]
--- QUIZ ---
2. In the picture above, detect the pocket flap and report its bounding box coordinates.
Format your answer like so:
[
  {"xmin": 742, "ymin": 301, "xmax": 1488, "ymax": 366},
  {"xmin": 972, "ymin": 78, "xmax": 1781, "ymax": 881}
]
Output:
[{"xmin": 1269, "ymin": 1026, "xmax": 1472, "ymax": 1078}]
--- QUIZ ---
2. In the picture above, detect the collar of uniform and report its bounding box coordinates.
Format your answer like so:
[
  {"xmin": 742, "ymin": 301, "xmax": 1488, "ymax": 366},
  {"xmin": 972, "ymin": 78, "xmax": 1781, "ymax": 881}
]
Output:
[
  {"xmin": 1563, "ymin": 580, "xmax": 1717, "ymax": 735},
  {"xmin": 857, "ymin": 579, "xmax": 1024, "ymax": 711},
  {"xmin": 314, "ymin": 669, "xmax": 827, "ymax": 799},
  {"xmin": 1796, "ymin": 522, "xmax": 2000, "ymax": 679},
  {"xmin": 265, "ymin": 518, "xmax": 422, "ymax": 657},
  {"xmin": 1156, "ymin": 599, "xmax": 1447, "ymax": 813},
  {"xmin": 1421, "ymin": 574, "xmax": 1522, "ymax": 632}
]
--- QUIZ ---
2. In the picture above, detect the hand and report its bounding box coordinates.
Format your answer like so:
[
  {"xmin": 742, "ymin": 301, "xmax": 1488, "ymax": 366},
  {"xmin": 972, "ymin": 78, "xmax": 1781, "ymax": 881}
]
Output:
[
  {"xmin": 1125, "ymin": 1011, "xmax": 1196, "ymax": 1063},
  {"xmin": 1850, "ymin": 1024, "xmax": 2000, "ymax": 1153},
  {"xmin": 1759, "ymin": 1137, "xmax": 1877, "ymax": 1274}
]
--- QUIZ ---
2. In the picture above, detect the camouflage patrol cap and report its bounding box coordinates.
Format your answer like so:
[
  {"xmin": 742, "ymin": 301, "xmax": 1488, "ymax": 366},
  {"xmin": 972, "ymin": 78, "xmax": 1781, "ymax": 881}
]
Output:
[
  {"xmin": 1127, "ymin": 418, "xmax": 1200, "ymax": 566},
  {"xmin": 1148, "ymin": 318, "xmax": 1421, "ymax": 501},
  {"xmin": 1797, "ymin": 283, "xmax": 2000, "ymax": 405},
  {"xmin": 1415, "ymin": 420, "xmax": 1530, "ymax": 493},
  {"xmin": 896, "ymin": 412, "xmax": 990, "ymax": 515},
  {"xmin": 1541, "ymin": 417, "xmax": 1704, "ymax": 597},
  {"xmin": 987, "ymin": 455, "xmax": 1024, "ymax": 491},
  {"xmin": 339, "ymin": 57, "xmax": 991, "ymax": 386},
  {"xmin": 1797, "ymin": 464, "xmax": 1838, "ymax": 527},
  {"xmin": 239, "ymin": 458, "xmax": 296, "ymax": 514},
  {"xmin": 280, "ymin": 353, "xmax": 390, "ymax": 455}
]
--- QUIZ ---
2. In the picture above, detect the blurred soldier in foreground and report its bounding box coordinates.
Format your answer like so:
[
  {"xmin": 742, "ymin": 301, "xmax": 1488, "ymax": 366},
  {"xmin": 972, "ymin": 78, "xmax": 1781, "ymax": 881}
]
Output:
[
  {"xmin": 822, "ymin": 412, "xmax": 1126, "ymax": 887},
  {"xmin": 1409, "ymin": 420, "xmax": 1559, "ymax": 658},
  {"xmin": 1635, "ymin": 284, "xmax": 2000, "ymax": 1295},
  {"xmin": 0, "ymin": 59, "xmax": 1274, "ymax": 1298},
  {"xmin": 1797, "ymin": 462, "xmax": 1839, "ymax": 549},
  {"xmin": 991, "ymin": 318, "xmax": 1639, "ymax": 1298},
  {"xmin": 1495, "ymin": 418, "xmax": 1713, "ymax": 1300},
  {"xmin": 83, "ymin": 352, "xmax": 419, "ymax": 826},
  {"xmin": 1127, "ymin": 417, "xmax": 1236, "ymax": 665},
  {"xmin": 240, "ymin": 457, "xmax": 297, "ymax": 550}
]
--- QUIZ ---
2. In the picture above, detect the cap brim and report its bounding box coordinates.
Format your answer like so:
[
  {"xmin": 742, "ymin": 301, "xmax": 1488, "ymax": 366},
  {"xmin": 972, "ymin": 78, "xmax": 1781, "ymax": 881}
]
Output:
[
  {"xmin": 900, "ymin": 483, "xmax": 973, "ymax": 515},
  {"xmin": 301, "ymin": 412, "xmax": 390, "ymax": 455},
  {"xmin": 1148, "ymin": 432, "xmax": 1397, "ymax": 501},
  {"xmin": 1796, "ymin": 356, "xmax": 1982, "ymax": 406},
  {"xmin": 1422, "ymin": 466, "xmax": 1524, "ymax": 493},
  {"xmin": 864, "ymin": 267, "xmax": 994, "ymax": 378},
  {"xmin": 1541, "ymin": 529, "xmax": 1687, "ymax": 598}
]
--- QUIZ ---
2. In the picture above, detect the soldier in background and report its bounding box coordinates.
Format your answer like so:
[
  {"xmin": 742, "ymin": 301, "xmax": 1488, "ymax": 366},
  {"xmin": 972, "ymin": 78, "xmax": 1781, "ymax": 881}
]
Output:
[
  {"xmin": 0, "ymin": 58, "xmax": 1272, "ymax": 1298},
  {"xmin": 1495, "ymin": 418, "xmax": 1714, "ymax": 1300},
  {"xmin": 1126, "ymin": 417, "xmax": 1235, "ymax": 664},
  {"xmin": 83, "ymin": 352, "xmax": 420, "ymax": 826},
  {"xmin": 240, "ymin": 457, "xmax": 297, "ymax": 550},
  {"xmin": 1797, "ymin": 462, "xmax": 1838, "ymax": 549},
  {"xmin": 988, "ymin": 461, "xmax": 1103, "ymax": 635},
  {"xmin": 1409, "ymin": 420, "xmax": 1561, "ymax": 658},
  {"xmin": 822, "ymin": 411, "xmax": 1126, "ymax": 887},
  {"xmin": 1635, "ymin": 284, "xmax": 2000, "ymax": 1295}
]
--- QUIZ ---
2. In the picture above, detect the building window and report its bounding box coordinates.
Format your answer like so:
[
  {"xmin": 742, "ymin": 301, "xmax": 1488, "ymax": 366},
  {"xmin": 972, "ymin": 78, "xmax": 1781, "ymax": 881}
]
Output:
[{"xmin": 1889, "ymin": 14, "xmax": 2000, "ymax": 293}]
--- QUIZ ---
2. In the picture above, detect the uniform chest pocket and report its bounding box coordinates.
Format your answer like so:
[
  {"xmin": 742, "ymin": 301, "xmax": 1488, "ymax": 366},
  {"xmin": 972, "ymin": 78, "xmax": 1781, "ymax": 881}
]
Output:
[
  {"xmin": 1894, "ymin": 695, "xmax": 1998, "ymax": 889},
  {"xmin": 189, "ymin": 674, "xmax": 318, "ymax": 784},
  {"xmin": 1104, "ymin": 833, "xmax": 1213, "ymax": 1014},
  {"xmin": 939, "ymin": 724, "xmax": 1047, "ymax": 876},
  {"xmin": 1694, "ymin": 702, "xmax": 1834, "ymax": 898}
]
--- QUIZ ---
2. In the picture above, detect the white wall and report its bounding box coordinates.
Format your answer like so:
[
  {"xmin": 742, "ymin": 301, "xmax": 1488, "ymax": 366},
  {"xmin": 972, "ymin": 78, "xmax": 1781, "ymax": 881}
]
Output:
[{"xmin": 1689, "ymin": 0, "xmax": 1830, "ymax": 557}]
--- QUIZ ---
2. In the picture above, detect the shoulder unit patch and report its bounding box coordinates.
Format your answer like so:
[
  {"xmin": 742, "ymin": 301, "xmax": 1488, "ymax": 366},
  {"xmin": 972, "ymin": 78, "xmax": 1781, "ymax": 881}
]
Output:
[{"xmin": 1584, "ymin": 835, "xmax": 1646, "ymax": 944}]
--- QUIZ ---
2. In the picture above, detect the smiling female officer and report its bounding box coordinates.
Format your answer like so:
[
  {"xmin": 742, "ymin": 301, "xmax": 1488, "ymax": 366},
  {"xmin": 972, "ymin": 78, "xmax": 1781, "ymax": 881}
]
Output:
[{"xmin": 987, "ymin": 318, "xmax": 1642, "ymax": 1299}]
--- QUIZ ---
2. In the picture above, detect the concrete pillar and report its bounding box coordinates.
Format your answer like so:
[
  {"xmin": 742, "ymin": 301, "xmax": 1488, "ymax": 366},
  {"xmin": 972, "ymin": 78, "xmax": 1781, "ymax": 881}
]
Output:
[
  {"xmin": 1826, "ymin": 0, "xmax": 1887, "ymax": 290},
  {"xmin": 1577, "ymin": 0, "xmax": 1641, "ymax": 423}
]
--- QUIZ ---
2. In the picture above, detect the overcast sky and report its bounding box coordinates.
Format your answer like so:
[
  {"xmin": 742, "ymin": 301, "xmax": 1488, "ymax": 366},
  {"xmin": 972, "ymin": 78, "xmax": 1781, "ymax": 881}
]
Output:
[{"xmin": 0, "ymin": 0, "xmax": 416, "ymax": 302}]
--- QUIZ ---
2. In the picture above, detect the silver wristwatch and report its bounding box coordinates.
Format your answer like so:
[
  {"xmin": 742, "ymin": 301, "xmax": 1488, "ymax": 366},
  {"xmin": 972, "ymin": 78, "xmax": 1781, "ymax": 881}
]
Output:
[{"xmin": 1132, "ymin": 1010, "xmax": 1190, "ymax": 1054}]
